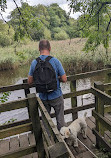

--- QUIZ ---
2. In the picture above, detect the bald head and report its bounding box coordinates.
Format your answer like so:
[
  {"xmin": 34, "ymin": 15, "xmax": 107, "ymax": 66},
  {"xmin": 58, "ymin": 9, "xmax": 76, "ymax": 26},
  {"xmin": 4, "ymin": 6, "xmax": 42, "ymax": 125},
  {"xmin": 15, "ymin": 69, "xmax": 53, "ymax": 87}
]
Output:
[{"xmin": 39, "ymin": 40, "xmax": 51, "ymax": 52}]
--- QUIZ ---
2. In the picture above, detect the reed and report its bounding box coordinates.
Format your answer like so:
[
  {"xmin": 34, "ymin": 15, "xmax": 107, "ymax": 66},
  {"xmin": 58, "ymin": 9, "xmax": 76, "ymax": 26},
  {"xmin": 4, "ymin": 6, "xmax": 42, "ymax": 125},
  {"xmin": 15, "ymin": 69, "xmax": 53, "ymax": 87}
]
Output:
[{"xmin": 0, "ymin": 38, "xmax": 111, "ymax": 73}]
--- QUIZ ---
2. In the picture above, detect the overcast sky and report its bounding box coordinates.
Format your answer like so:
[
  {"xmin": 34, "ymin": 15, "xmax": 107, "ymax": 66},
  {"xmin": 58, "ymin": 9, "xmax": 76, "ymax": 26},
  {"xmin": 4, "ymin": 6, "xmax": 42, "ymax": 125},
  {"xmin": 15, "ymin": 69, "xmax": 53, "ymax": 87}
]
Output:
[{"xmin": 0, "ymin": 0, "xmax": 81, "ymax": 21}]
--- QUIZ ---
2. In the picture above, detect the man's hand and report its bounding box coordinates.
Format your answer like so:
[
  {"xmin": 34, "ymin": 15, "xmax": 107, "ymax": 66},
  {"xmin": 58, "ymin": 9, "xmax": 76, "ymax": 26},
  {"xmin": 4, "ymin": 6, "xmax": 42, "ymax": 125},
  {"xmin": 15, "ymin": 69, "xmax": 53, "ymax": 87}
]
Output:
[
  {"xmin": 59, "ymin": 74, "xmax": 67, "ymax": 83},
  {"xmin": 28, "ymin": 76, "xmax": 34, "ymax": 84}
]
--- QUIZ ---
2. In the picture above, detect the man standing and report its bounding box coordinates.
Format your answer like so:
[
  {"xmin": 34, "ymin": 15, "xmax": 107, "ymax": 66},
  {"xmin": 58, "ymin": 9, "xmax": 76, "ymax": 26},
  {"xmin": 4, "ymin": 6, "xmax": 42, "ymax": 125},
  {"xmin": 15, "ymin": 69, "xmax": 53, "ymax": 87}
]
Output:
[{"xmin": 28, "ymin": 39, "xmax": 67, "ymax": 131}]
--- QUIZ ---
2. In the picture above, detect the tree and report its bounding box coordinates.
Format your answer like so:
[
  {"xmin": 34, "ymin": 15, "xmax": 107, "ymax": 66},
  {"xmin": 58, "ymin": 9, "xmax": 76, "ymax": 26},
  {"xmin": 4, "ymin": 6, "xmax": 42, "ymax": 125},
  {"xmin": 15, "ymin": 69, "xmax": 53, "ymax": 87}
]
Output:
[
  {"xmin": 0, "ymin": 0, "xmax": 7, "ymax": 11},
  {"xmin": 1, "ymin": 1, "xmax": 80, "ymax": 42},
  {"xmin": 0, "ymin": 20, "xmax": 14, "ymax": 46},
  {"xmin": 68, "ymin": 0, "xmax": 111, "ymax": 56}
]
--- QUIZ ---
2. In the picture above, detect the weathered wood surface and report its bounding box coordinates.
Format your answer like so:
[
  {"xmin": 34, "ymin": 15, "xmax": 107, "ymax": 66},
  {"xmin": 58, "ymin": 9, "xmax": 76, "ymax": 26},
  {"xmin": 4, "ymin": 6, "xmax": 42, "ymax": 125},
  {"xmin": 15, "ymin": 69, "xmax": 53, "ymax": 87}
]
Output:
[
  {"xmin": 0, "ymin": 116, "xmax": 111, "ymax": 158},
  {"xmin": 70, "ymin": 80, "xmax": 78, "ymax": 120},
  {"xmin": 67, "ymin": 68, "xmax": 111, "ymax": 81},
  {"xmin": 0, "ymin": 117, "xmax": 96, "ymax": 157},
  {"xmin": 37, "ymin": 97, "xmax": 74, "ymax": 158},
  {"xmin": 91, "ymin": 87, "xmax": 111, "ymax": 105},
  {"xmin": 0, "ymin": 122, "xmax": 32, "ymax": 139},
  {"xmin": 28, "ymin": 93, "xmax": 45, "ymax": 158},
  {"xmin": 92, "ymin": 110, "xmax": 111, "ymax": 132},
  {"xmin": 0, "ymin": 98, "xmax": 28, "ymax": 112}
]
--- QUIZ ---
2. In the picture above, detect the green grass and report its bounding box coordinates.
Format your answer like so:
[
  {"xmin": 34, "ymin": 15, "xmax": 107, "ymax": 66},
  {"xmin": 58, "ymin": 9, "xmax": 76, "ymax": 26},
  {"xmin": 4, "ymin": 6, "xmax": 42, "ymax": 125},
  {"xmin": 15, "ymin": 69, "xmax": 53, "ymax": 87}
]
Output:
[{"xmin": 0, "ymin": 38, "xmax": 111, "ymax": 74}]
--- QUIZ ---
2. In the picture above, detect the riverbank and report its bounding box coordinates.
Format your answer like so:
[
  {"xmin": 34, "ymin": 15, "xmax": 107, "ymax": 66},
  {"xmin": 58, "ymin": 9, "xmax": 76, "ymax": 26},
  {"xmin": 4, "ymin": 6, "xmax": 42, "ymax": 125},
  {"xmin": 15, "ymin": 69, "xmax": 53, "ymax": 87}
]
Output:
[{"xmin": 0, "ymin": 38, "xmax": 111, "ymax": 74}]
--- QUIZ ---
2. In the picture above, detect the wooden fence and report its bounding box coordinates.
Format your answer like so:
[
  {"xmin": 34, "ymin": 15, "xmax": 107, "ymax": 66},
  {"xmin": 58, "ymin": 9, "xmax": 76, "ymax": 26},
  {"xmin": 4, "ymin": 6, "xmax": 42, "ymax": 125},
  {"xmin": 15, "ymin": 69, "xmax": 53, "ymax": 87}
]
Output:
[
  {"xmin": 0, "ymin": 68, "xmax": 111, "ymax": 157},
  {"xmin": 91, "ymin": 82, "xmax": 111, "ymax": 152}
]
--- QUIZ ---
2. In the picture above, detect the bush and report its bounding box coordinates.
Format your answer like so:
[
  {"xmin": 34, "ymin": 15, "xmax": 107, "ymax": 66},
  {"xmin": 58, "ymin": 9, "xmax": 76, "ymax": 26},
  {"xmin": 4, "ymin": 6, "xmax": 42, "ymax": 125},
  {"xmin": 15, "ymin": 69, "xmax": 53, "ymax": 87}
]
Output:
[
  {"xmin": 0, "ymin": 33, "xmax": 12, "ymax": 47},
  {"xmin": 44, "ymin": 28, "xmax": 51, "ymax": 40},
  {"xmin": 54, "ymin": 30, "xmax": 69, "ymax": 40}
]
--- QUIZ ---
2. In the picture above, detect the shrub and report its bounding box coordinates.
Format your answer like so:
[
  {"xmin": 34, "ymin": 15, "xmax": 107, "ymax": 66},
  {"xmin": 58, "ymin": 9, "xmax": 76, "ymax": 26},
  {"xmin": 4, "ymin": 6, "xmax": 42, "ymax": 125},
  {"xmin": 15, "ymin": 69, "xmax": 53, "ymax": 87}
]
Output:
[
  {"xmin": 0, "ymin": 33, "xmax": 12, "ymax": 47},
  {"xmin": 44, "ymin": 28, "xmax": 51, "ymax": 40},
  {"xmin": 54, "ymin": 30, "xmax": 69, "ymax": 40}
]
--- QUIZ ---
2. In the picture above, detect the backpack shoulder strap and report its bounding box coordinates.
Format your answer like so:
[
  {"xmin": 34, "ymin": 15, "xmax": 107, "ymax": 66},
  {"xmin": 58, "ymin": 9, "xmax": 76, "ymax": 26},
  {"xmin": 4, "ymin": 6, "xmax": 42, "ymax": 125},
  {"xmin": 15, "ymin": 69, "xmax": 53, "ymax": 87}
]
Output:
[
  {"xmin": 45, "ymin": 56, "xmax": 53, "ymax": 62},
  {"xmin": 36, "ymin": 57, "xmax": 41, "ymax": 63}
]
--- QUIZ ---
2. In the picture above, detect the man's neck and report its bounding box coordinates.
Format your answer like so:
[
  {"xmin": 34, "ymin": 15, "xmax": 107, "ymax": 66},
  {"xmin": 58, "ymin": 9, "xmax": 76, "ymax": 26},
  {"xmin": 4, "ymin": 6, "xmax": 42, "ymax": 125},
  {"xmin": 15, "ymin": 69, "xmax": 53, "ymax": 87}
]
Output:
[{"xmin": 40, "ymin": 50, "xmax": 50, "ymax": 55}]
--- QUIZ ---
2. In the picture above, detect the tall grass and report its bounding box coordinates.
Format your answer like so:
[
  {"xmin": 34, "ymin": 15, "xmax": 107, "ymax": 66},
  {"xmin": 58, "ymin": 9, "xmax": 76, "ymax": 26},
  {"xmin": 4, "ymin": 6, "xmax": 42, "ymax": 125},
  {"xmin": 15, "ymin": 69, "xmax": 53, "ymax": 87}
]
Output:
[{"xmin": 0, "ymin": 38, "xmax": 111, "ymax": 73}]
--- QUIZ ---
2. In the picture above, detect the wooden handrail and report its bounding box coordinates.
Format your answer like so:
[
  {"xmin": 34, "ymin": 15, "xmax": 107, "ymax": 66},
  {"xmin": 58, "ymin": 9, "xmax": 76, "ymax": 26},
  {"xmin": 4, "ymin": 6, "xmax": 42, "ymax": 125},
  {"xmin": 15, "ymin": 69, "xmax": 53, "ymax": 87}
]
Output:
[{"xmin": 0, "ymin": 68, "xmax": 111, "ymax": 93}]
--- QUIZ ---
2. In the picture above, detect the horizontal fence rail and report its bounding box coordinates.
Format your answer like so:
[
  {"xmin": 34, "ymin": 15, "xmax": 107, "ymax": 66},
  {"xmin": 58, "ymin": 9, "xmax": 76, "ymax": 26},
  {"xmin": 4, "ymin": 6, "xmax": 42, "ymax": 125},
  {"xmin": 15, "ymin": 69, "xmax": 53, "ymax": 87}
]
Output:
[
  {"xmin": 0, "ymin": 68, "xmax": 111, "ymax": 93},
  {"xmin": 67, "ymin": 68, "xmax": 111, "ymax": 81}
]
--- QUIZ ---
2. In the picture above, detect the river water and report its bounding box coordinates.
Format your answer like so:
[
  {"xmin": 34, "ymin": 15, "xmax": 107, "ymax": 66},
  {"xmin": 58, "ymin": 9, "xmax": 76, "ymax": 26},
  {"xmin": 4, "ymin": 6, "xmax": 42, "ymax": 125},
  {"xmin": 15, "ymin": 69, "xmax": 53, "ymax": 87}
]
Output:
[{"xmin": 0, "ymin": 64, "xmax": 106, "ymax": 125}]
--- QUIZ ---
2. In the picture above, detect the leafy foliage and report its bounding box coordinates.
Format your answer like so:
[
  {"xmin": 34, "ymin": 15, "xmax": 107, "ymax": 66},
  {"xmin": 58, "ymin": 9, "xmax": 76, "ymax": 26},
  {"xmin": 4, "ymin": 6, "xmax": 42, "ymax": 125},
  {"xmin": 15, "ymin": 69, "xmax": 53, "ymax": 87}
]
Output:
[
  {"xmin": 0, "ymin": 0, "xmax": 7, "ymax": 11},
  {"xmin": 68, "ymin": 0, "xmax": 111, "ymax": 55},
  {"xmin": 0, "ymin": 92, "xmax": 10, "ymax": 103},
  {"xmin": 0, "ymin": 20, "xmax": 14, "ymax": 46}
]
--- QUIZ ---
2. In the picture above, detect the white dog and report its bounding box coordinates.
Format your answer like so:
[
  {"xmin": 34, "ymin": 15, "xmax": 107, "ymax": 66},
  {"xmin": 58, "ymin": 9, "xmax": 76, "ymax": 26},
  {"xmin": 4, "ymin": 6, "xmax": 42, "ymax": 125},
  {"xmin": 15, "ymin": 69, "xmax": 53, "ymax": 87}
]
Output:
[{"xmin": 60, "ymin": 112, "xmax": 87, "ymax": 147}]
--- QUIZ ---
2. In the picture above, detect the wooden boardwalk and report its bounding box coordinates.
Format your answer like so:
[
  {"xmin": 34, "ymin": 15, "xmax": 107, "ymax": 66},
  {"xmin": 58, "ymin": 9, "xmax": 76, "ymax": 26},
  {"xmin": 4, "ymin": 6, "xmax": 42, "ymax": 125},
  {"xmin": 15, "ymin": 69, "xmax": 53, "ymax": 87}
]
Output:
[
  {"xmin": 0, "ymin": 116, "xmax": 110, "ymax": 158},
  {"xmin": 0, "ymin": 132, "xmax": 38, "ymax": 158}
]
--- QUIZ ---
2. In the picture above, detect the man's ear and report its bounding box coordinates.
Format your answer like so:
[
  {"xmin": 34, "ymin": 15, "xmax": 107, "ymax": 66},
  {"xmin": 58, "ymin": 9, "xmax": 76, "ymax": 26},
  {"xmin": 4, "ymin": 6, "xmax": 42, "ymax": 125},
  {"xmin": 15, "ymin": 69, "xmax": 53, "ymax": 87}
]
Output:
[{"xmin": 49, "ymin": 47, "xmax": 51, "ymax": 51}]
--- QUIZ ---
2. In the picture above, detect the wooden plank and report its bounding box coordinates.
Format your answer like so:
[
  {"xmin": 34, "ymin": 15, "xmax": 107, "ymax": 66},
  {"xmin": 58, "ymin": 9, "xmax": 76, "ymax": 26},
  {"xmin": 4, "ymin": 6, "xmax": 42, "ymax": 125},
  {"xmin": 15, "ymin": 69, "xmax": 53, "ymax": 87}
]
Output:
[
  {"xmin": 10, "ymin": 136, "xmax": 19, "ymax": 152},
  {"xmin": 19, "ymin": 134, "xmax": 29, "ymax": 148},
  {"xmin": 0, "ymin": 83, "xmax": 34, "ymax": 93},
  {"xmin": 78, "ymin": 132, "xmax": 95, "ymax": 152},
  {"xmin": 63, "ymin": 89, "xmax": 91, "ymax": 99},
  {"xmin": 41, "ymin": 122, "xmax": 53, "ymax": 147},
  {"xmin": 104, "ymin": 131, "xmax": 111, "ymax": 143},
  {"xmin": 37, "ymin": 97, "xmax": 75, "ymax": 158},
  {"xmin": 28, "ymin": 133, "xmax": 38, "ymax": 158},
  {"xmin": 86, "ymin": 126, "xmax": 96, "ymax": 146},
  {"xmin": 92, "ymin": 129, "xmax": 111, "ymax": 152},
  {"xmin": 23, "ymin": 79, "xmax": 31, "ymax": 120},
  {"xmin": 92, "ymin": 110, "xmax": 111, "ymax": 132},
  {"xmin": 103, "ymin": 83, "xmax": 111, "ymax": 91},
  {"xmin": 76, "ymin": 151, "xmax": 94, "ymax": 158},
  {"xmin": 94, "ymin": 82, "xmax": 105, "ymax": 136},
  {"xmin": 91, "ymin": 87, "xmax": 111, "ymax": 105},
  {"xmin": 23, "ymin": 79, "xmax": 30, "ymax": 97},
  {"xmin": 19, "ymin": 134, "xmax": 33, "ymax": 158},
  {"xmin": 0, "ymin": 119, "xmax": 31, "ymax": 130},
  {"xmin": 28, "ymin": 93, "xmax": 45, "ymax": 158},
  {"xmin": 86, "ymin": 117, "xmax": 95, "ymax": 129},
  {"xmin": 0, "ymin": 122, "xmax": 32, "ymax": 139},
  {"xmin": 86, "ymin": 118, "xmax": 96, "ymax": 144},
  {"xmin": 70, "ymin": 80, "xmax": 78, "ymax": 120},
  {"xmin": 0, "ymin": 139, "xmax": 10, "ymax": 155},
  {"xmin": 0, "ymin": 98, "xmax": 28, "ymax": 112},
  {"xmin": 50, "ymin": 103, "xmax": 95, "ymax": 119},
  {"xmin": 0, "ymin": 145, "xmax": 37, "ymax": 158},
  {"xmin": 67, "ymin": 68, "xmax": 111, "ymax": 81},
  {"xmin": 48, "ymin": 142, "xmax": 69, "ymax": 158},
  {"xmin": 28, "ymin": 133, "xmax": 36, "ymax": 146}
]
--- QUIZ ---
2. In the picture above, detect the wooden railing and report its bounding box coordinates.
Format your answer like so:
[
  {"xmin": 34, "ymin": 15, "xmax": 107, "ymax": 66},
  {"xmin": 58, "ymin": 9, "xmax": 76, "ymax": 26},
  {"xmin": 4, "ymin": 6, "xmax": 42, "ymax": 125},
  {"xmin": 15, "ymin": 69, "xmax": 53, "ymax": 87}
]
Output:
[
  {"xmin": 91, "ymin": 82, "xmax": 111, "ymax": 152},
  {"xmin": 0, "ymin": 93, "xmax": 75, "ymax": 158},
  {"xmin": 0, "ymin": 68, "xmax": 111, "ymax": 157}
]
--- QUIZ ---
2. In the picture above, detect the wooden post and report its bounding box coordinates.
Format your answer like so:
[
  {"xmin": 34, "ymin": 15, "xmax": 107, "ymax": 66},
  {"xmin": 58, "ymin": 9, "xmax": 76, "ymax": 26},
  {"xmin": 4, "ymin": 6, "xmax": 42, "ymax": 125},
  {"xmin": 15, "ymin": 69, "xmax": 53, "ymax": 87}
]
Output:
[
  {"xmin": 105, "ymin": 72, "xmax": 111, "ymax": 95},
  {"xmin": 23, "ymin": 79, "xmax": 30, "ymax": 97},
  {"xmin": 23, "ymin": 79, "xmax": 31, "ymax": 119},
  {"xmin": 70, "ymin": 80, "xmax": 78, "ymax": 120},
  {"xmin": 27, "ymin": 93, "xmax": 46, "ymax": 158},
  {"xmin": 94, "ymin": 82, "xmax": 105, "ymax": 148}
]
